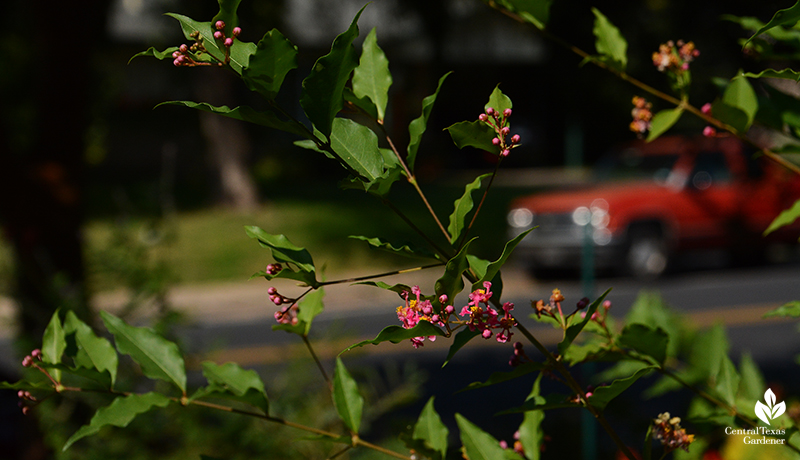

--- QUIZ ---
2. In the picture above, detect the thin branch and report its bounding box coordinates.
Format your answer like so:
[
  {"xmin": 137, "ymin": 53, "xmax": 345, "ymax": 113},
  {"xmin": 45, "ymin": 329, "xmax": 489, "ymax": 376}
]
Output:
[
  {"xmin": 457, "ymin": 160, "xmax": 502, "ymax": 251},
  {"xmin": 319, "ymin": 263, "xmax": 445, "ymax": 287},
  {"xmin": 303, "ymin": 335, "xmax": 332, "ymax": 391},
  {"xmin": 382, "ymin": 199, "xmax": 453, "ymax": 259}
]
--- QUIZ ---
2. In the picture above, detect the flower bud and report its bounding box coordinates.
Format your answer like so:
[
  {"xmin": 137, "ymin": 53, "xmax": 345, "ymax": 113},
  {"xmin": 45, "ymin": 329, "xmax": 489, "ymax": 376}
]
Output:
[
  {"xmin": 172, "ymin": 51, "xmax": 180, "ymax": 58},
  {"xmin": 486, "ymin": 107, "xmax": 495, "ymax": 116},
  {"xmin": 511, "ymin": 134, "xmax": 520, "ymax": 144},
  {"xmin": 438, "ymin": 294, "xmax": 448, "ymax": 304},
  {"xmin": 703, "ymin": 126, "xmax": 716, "ymax": 137},
  {"xmin": 22, "ymin": 356, "xmax": 32, "ymax": 367},
  {"xmin": 267, "ymin": 287, "xmax": 277, "ymax": 295},
  {"xmin": 503, "ymin": 108, "xmax": 512, "ymax": 117},
  {"xmin": 444, "ymin": 305, "xmax": 454, "ymax": 314},
  {"xmin": 22, "ymin": 406, "xmax": 30, "ymax": 416},
  {"xmin": 431, "ymin": 314, "xmax": 440, "ymax": 322},
  {"xmin": 179, "ymin": 44, "xmax": 189, "ymax": 53},
  {"xmin": 214, "ymin": 31, "xmax": 223, "ymax": 40},
  {"xmin": 478, "ymin": 113, "xmax": 488, "ymax": 122},
  {"xmin": 501, "ymin": 127, "xmax": 510, "ymax": 136},
  {"xmin": 492, "ymin": 137, "xmax": 501, "ymax": 146},
  {"xmin": 701, "ymin": 103, "xmax": 712, "ymax": 115},
  {"xmin": 215, "ymin": 20, "xmax": 225, "ymax": 30},
  {"xmin": 482, "ymin": 329, "xmax": 493, "ymax": 339},
  {"xmin": 232, "ymin": 27, "xmax": 241, "ymax": 37},
  {"xmin": 31, "ymin": 349, "xmax": 41, "ymax": 359},
  {"xmin": 603, "ymin": 300, "xmax": 612, "ymax": 310},
  {"xmin": 501, "ymin": 149, "xmax": 510, "ymax": 157},
  {"xmin": 224, "ymin": 38, "xmax": 234, "ymax": 47}
]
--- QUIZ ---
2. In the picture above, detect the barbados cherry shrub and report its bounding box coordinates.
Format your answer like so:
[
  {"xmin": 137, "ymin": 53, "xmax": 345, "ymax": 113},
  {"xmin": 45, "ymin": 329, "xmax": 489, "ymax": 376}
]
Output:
[{"xmin": 8, "ymin": 0, "xmax": 800, "ymax": 459}]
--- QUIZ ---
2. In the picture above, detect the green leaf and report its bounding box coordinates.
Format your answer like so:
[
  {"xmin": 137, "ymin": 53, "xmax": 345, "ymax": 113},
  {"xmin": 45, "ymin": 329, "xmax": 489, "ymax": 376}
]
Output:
[
  {"xmin": 165, "ymin": 13, "xmax": 253, "ymax": 74},
  {"xmin": 407, "ymin": 72, "xmax": 451, "ymax": 172},
  {"xmin": 353, "ymin": 28, "xmax": 392, "ymax": 122},
  {"xmin": 297, "ymin": 288, "xmax": 325, "ymax": 336},
  {"xmin": 764, "ymin": 301, "xmax": 800, "ymax": 318},
  {"xmin": 200, "ymin": 361, "xmax": 269, "ymax": 413},
  {"xmin": 340, "ymin": 321, "xmax": 446, "ymax": 353},
  {"xmin": 473, "ymin": 229, "xmax": 534, "ymax": 292},
  {"xmin": 38, "ymin": 363, "xmax": 112, "ymax": 390},
  {"xmin": 646, "ymin": 107, "xmax": 684, "ymax": 142},
  {"xmin": 211, "ymin": 0, "xmax": 242, "ymax": 33},
  {"xmin": 711, "ymin": 100, "xmax": 749, "ymax": 134},
  {"xmin": 721, "ymin": 75, "xmax": 758, "ymax": 131},
  {"xmin": 330, "ymin": 117, "xmax": 384, "ymax": 182},
  {"xmin": 618, "ymin": 324, "xmax": 669, "ymax": 365},
  {"xmin": 456, "ymin": 414, "xmax": 524, "ymax": 460},
  {"xmin": 742, "ymin": 68, "xmax": 800, "ymax": 81},
  {"xmin": 42, "ymin": 311, "xmax": 66, "ymax": 381},
  {"xmin": 449, "ymin": 174, "xmax": 491, "ymax": 244},
  {"xmin": 158, "ymin": 101, "xmax": 309, "ymax": 138},
  {"xmin": 300, "ymin": 6, "xmax": 365, "ymax": 139},
  {"xmin": 713, "ymin": 356, "xmax": 740, "ymax": 406},
  {"xmin": 349, "ymin": 235, "xmax": 437, "ymax": 259},
  {"xmin": 412, "ymin": 397, "xmax": 449, "ymax": 460},
  {"xmin": 518, "ymin": 374, "xmax": 545, "ymax": 460},
  {"xmin": 739, "ymin": 352, "xmax": 766, "ymax": 402},
  {"xmin": 445, "ymin": 120, "xmax": 498, "ymax": 153},
  {"xmin": 459, "ymin": 362, "xmax": 544, "ymax": 392},
  {"xmin": 744, "ymin": 1, "xmax": 800, "ymax": 48},
  {"xmin": 558, "ymin": 289, "xmax": 611, "ymax": 355},
  {"xmin": 355, "ymin": 281, "xmax": 413, "ymax": 297},
  {"xmin": 128, "ymin": 46, "xmax": 179, "ymax": 63},
  {"xmin": 501, "ymin": 0, "xmax": 552, "ymax": 30},
  {"xmin": 443, "ymin": 329, "xmax": 480, "ymax": 367},
  {"xmin": 244, "ymin": 227, "xmax": 317, "ymax": 286},
  {"xmin": 434, "ymin": 238, "xmax": 476, "ymax": 302},
  {"xmin": 625, "ymin": 291, "xmax": 684, "ymax": 359},
  {"xmin": 486, "ymin": 85, "xmax": 513, "ymax": 114},
  {"xmin": 100, "ymin": 312, "xmax": 187, "ymax": 393},
  {"xmin": 764, "ymin": 199, "xmax": 800, "ymax": 236},
  {"xmin": 587, "ymin": 366, "xmax": 655, "ymax": 410},
  {"xmin": 63, "ymin": 311, "xmax": 118, "ymax": 387},
  {"xmin": 689, "ymin": 324, "xmax": 729, "ymax": 383},
  {"xmin": 333, "ymin": 357, "xmax": 364, "ymax": 433},
  {"xmin": 591, "ymin": 8, "xmax": 627, "ymax": 72},
  {"xmin": 241, "ymin": 29, "xmax": 298, "ymax": 100},
  {"xmin": 0, "ymin": 380, "xmax": 53, "ymax": 392},
  {"xmin": 63, "ymin": 392, "xmax": 172, "ymax": 451}
]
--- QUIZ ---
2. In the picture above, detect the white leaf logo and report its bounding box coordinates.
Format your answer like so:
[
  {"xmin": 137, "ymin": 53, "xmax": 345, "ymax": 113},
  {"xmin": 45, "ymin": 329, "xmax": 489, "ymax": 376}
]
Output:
[{"xmin": 755, "ymin": 389, "xmax": 785, "ymax": 425}]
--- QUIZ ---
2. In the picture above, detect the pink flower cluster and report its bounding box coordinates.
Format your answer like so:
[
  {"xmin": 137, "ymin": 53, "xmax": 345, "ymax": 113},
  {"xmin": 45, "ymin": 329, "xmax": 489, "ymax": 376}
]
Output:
[
  {"xmin": 458, "ymin": 282, "xmax": 516, "ymax": 343},
  {"xmin": 19, "ymin": 349, "xmax": 43, "ymax": 415},
  {"xmin": 499, "ymin": 431, "xmax": 525, "ymax": 457},
  {"xmin": 653, "ymin": 412, "xmax": 695, "ymax": 452},
  {"xmin": 268, "ymin": 286, "xmax": 298, "ymax": 325},
  {"xmin": 652, "ymin": 40, "xmax": 699, "ymax": 73},
  {"xmin": 629, "ymin": 96, "xmax": 653, "ymax": 136},
  {"xmin": 396, "ymin": 286, "xmax": 449, "ymax": 348},
  {"xmin": 172, "ymin": 20, "xmax": 241, "ymax": 67},
  {"xmin": 479, "ymin": 107, "xmax": 521, "ymax": 157}
]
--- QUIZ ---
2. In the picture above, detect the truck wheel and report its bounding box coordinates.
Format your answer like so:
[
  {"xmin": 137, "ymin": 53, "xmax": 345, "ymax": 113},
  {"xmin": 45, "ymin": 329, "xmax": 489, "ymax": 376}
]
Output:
[{"xmin": 625, "ymin": 228, "xmax": 669, "ymax": 279}]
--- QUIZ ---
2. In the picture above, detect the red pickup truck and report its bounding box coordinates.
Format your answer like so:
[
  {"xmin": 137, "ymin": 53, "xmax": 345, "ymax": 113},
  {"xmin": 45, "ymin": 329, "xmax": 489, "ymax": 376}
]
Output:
[{"xmin": 507, "ymin": 136, "xmax": 800, "ymax": 278}]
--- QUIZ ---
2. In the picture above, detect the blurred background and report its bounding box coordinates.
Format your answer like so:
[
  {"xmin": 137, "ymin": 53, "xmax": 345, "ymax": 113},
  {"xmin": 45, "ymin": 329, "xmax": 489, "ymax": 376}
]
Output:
[{"xmin": 2, "ymin": 0, "xmax": 800, "ymax": 459}]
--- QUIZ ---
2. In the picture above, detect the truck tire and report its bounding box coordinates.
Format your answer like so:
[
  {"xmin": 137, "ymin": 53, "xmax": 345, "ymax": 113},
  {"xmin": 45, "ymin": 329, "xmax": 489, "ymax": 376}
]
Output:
[{"xmin": 625, "ymin": 226, "xmax": 669, "ymax": 279}]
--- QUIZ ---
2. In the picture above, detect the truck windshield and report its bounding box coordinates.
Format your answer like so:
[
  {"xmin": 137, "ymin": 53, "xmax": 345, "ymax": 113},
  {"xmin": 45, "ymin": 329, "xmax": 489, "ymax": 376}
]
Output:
[{"xmin": 593, "ymin": 151, "xmax": 680, "ymax": 183}]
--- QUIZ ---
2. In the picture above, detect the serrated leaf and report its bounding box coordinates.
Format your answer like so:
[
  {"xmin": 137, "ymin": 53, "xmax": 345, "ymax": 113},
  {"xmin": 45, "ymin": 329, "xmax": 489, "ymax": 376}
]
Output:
[
  {"xmin": 349, "ymin": 235, "xmax": 437, "ymax": 259},
  {"xmin": 201, "ymin": 361, "xmax": 269, "ymax": 413},
  {"xmin": 764, "ymin": 301, "xmax": 800, "ymax": 318},
  {"xmin": 449, "ymin": 174, "xmax": 491, "ymax": 244},
  {"xmin": 456, "ymin": 414, "xmax": 524, "ymax": 460},
  {"xmin": 100, "ymin": 312, "xmax": 186, "ymax": 393},
  {"xmin": 646, "ymin": 107, "xmax": 684, "ymax": 142},
  {"xmin": 158, "ymin": 101, "xmax": 309, "ymax": 138},
  {"xmin": 486, "ymin": 85, "xmax": 513, "ymax": 114},
  {"xmin": 63, "ymin": 311, "xmax": 118, "ymax": 387},
  {"xmin": 764, "ymin": 199, "xmax": 800, "ymax": 236},
  {"xmin": 459, "ymin": 362, "xmax": 544, "ymax": 392},
  {"xmin": 587, "ymin": 366, "xmax": 655, "ymax": 410},
  {"xmin": 557, "ymin": 289, "xmax": 611, "ymax": 355},
  {"xmin": 128, "ymin": 46, "xmax": 179, "ymax": 64},
  {"xmin": 503, "ymin": 0, "xmax": 553, "ymax": 30},
  {"xmin": 713, "ymin": 356, "xmax": 740, "ymax": 406},
  {"xmin": 330, "ymin": 117, "xmax": 384, "ymax": 182},
  {"xmin": 443, "ymin": 329, "xmax": 480, "ymax": 368},
  {"xmin": 407, "ymin": 72, "xmax": 451, "ymax": 172},
  {"xmin": 63, "ymin": 392, "xmax": 172, "ymax": 451},
  {"xmin": 519, "ymin": 374, "xmax": 545, "ymax": 460},
  {"xmin": 742, "ymin": 68, "xmax": 800, "ymax": 81},
  {"xmin": 434, "ymin": 238, "xmax": 476, "ymax": 302},
  {"xmin": 333, "ymin": 357, "xmax": 364, "ymax": 433},
  {"xmin": 244, "ymin": 227, "xmax": 317, "ymax": 287},
  {"xmin": 340, "ymin": 322, "xmax": 446, "ymax": 353},
  {"xmin": 300, "ymin": 6, "xmax": 365, "ymax": 138},
  {"xmin": 618, "ymin": 324, "xmax": 669, "ymax": 365},
  {"xmin": 353, "ymin": 28, "xmax": 392, "ymax": 122},
  {"xmin": 445, "ymin": 120, "xmax": 498, "ymax": 153},
  {"xmin": 744, "ymin": 1, "xmax": 800, "ymax": 48},
  {"xmin": 242, "ymin": 29, "xmax": 298, "ymax": 100},
  {"xmin": 591, "ymin": 8, "xmax": 627, "ymax": 72},
  {"xmin": 412, "ymin": 397, "xmax": 449, "ymax": 460}
]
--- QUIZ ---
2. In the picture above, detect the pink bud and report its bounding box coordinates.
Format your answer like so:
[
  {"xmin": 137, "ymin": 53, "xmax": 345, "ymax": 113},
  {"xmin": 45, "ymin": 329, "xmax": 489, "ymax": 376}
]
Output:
[
  {"xmin": 703, "ymin": 126, "xmax": 716, "ymax": 137},
  {"xmin": 701, "ymin": 103, "xmax": 712, "ymax": 115},
  {"xmin": 214, "ymin": 31, "xmax": 223, "ymax": 40},
  {"xmin": 173, "ymin": 59, "xmax": 181, "ymax": 67},
  {"xmin": 431, "ymin": 314, "xmax": 440, "ymax": 322},
  {"xmin": 501, "ymin": 127, "xmax": 510, "ymax": 135},
  {"xmin": 492, "ymin": 137, "xmax": 501, "ymax": 146},
  {"xmin": 233, "ymin": 27, "xmax": 242, "ymax": 37},
  {"xmin": 179, "ymin": 44, "xmax": 189, "ymax": 53},
  {"xmin": 22, "ymin": 356, "xmax": 32, "ymax": 367},
  {"xmin": 501, "ymin": 149, "xmax": 510, "ymax": 157},
  {"xmin": 603, "ymin": 300, "xmax": 611, "ymax": 310},
  {"xmin": 478, "ymin": 113, "xmax": 488, "ymax": 122},
  {"xmin": 486, "ymin": 107, "xmax": 495, "ymax": 116},
  {"xmin": 267, "ymin": 287, "xmax": 277, "ymax": 295},
  {"xmin": 503, "ymin": 108, "xmax": 512, "ymax": 117},
  {"xmin": 511, "ymin": 134, "xmax": 520, "ymax": 144},
  {"xmin": 22, "ymin": 406, "xmax": 30, "ymax": 416},
  {"xmin": 438, "ymin": 294, "xmax": 448, "ymax": 304},
  {"xmin": 31, "ymin": 349, "xmax": 41, "ymax": 359},
  {"xmin": 500, "ymin": 440, "xmax": 509, "ymax": 449},
  {"xmin": 224, "ymin": 38, "xmax": 234, "ymax": 47},
  {"xmin": 444, "ymin": 305, "xmax": 454, "ymax": 314},
  {"xmin": 172, "ymin": 51, "xmax": 180, "ymax": 58},
  {"xmin": 215, "ymin": 20, "xmax": 225, "ymax": 30},
  {"xmin": 17, "ymin": 390, "xmax": 24, "ymax": 398},
  {"xmin": 585, "ymin": 392, "xmax": 593, "ymax": 398},
  {"xmin": 482, "ymin": 329, "xmax": 493, "ymax": 339}
]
